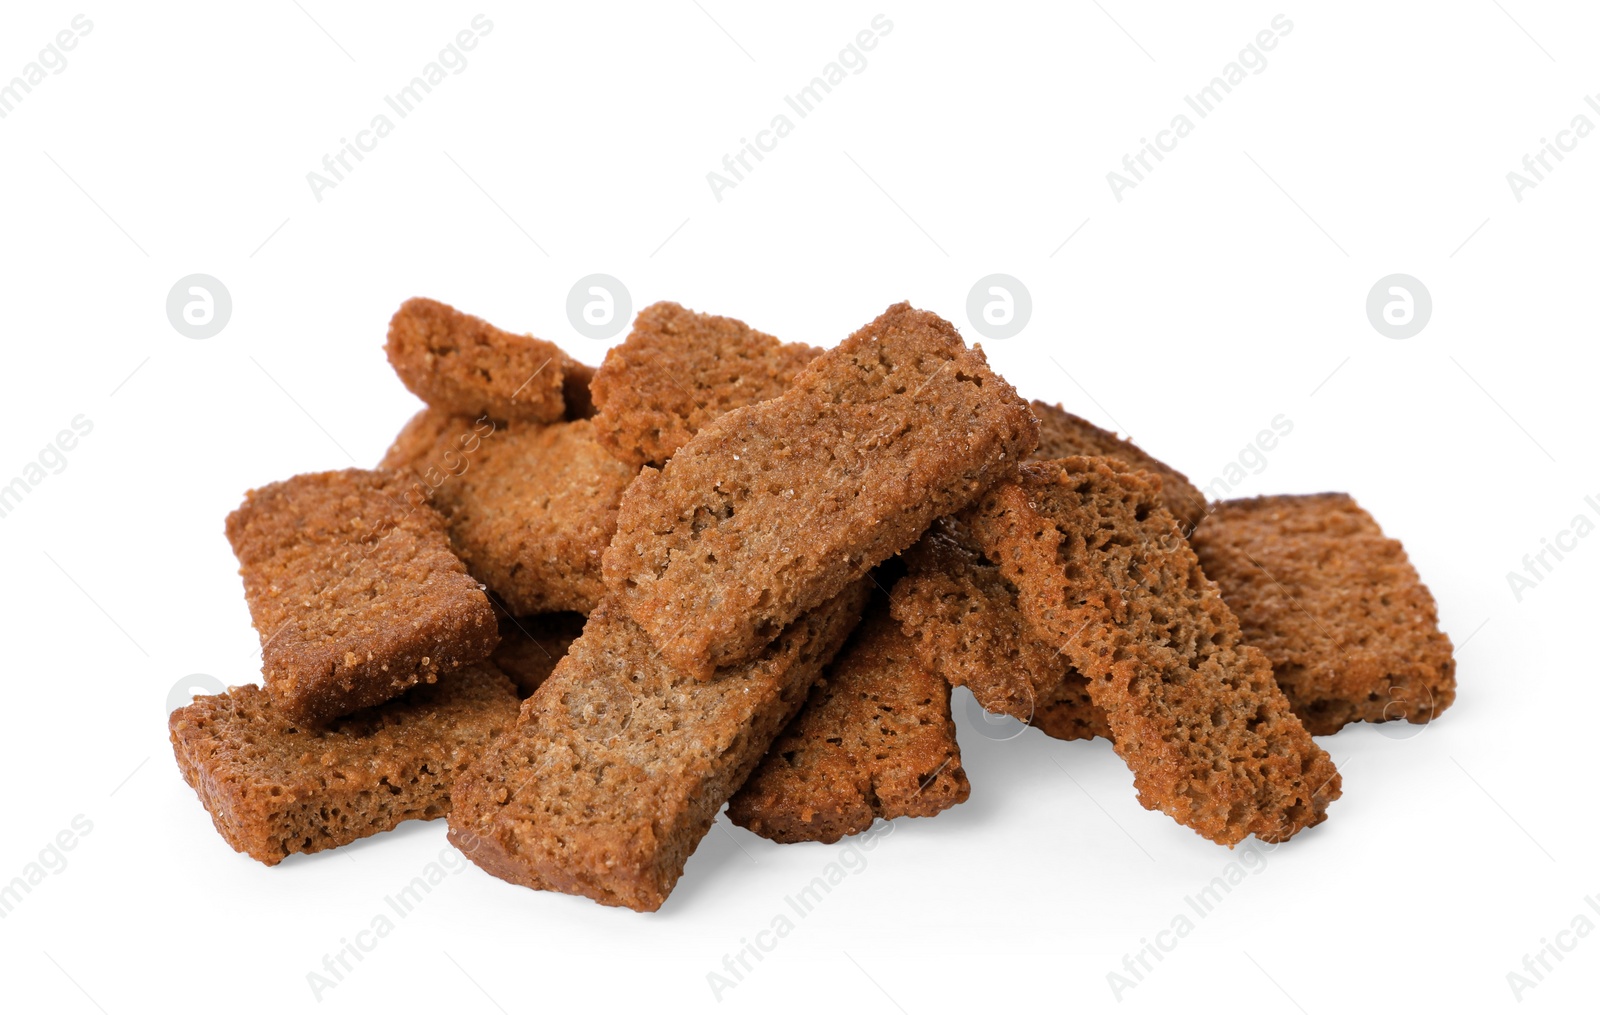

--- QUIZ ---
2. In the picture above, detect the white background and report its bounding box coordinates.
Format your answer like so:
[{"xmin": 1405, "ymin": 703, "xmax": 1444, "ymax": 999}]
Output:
[{"xmin": 1, "ymin": 3, "xmax": 1596, "ymax": 1012}]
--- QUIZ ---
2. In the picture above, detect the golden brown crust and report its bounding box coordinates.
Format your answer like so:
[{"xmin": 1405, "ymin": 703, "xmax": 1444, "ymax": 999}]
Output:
[
  {"xmin": 1190, "ymin": 494, "xmax": 1456, "ymax": 735},
  {"xmin": 1029, "ymin": 401, "xmax": 1208, "ymax": 534},
  {"xmin": 380, "ymin": 409, "xmax": 637, "ymax": 615},
  {"xmin": 490, "ymin": 612, "xmax": 586, "ymax": 698},
  {"xmin": 602, "ymin": 302, "xmax": 1040, "ymax": 678},
  {"xmin": 224, "ymin": 468, "xmax": 499, "ymax": 725},
  {"xmin": 889, "ymin": 517, "xmax": 1109, "ymax": 741},
  {"xmin": 169, "ymin": 664, "xmax": 520, "ymax": 865},
  {"xmin": 727, "ymin": 602, "xmax": 970, "ymax": 843},
  {"xmin": 965, "ymin": 457, "xmax": 1340, "ymax": 845},
  {"xmin": 589, "ymin": 301, "xmax": 821, "ymax": 468},
  {"xmin": 385, "ymin": 297, "xmax": 573, "ymax": 423},
  {"xmin": 447, "ymin": 583, "xmax": 870, "ymax": 911}
]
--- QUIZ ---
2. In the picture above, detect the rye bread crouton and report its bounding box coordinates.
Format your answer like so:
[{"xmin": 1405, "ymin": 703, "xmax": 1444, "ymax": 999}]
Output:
[
  {"xmin": 728, "ymin": 601, "xmax": 970, "ymax": 843},
  {"xmin": 447, "ymin": 582, "xmax": 870, "ymax": 911},
  {"xmin": 965, "ymin": 457, "xmax": 1340, "ymax": 845},
  {"xmin": 170, "ymin": 664, "xmax": 519, "ymax": 865},
  {"xmin": 1190, "ymin": 493, "xmax": 1456, "ymax": 735},
  {"xmin": 225, "ymin": 468, "xmax": 498, "ymax": 725},
  {"xmin": 589, "ymin": 301, "xmax": 821, "ymax": 468},
  {"xmin": 602, "ymin": 302, "xmax": 1039, "ymax": 678}
]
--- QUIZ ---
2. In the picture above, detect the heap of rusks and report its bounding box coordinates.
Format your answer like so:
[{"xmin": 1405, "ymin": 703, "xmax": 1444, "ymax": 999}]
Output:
[{"xmin": 169, "ymin": 297, "xmax": 1458, "ymax": 911}]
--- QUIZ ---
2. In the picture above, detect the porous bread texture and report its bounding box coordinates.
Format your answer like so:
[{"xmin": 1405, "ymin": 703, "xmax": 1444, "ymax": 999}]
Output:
[
  {"xmin": 602, "ymin": 302, "xmax": 1040, "ymax": 678},
  {"xmin": 1031, "ymin": 673, "xmax": 1110, "ymax": 742},
  {"xmin": 1190, "ymin": 493, "xmax": 1456, "ymax": 735},
  {"xmin": 380, "ymin": 409, "xmax": 636, "ymax": 615},
  {"xmin": 965, "ymin": 457, "xmax": 1341, "ymax": 845},
  {"xmin": 561, "ymin": 360, "xmax": 597, "ymax": 420},
  {"xmin": 447, "ymin": 581, "xmax": 870, "ymax": 912},
  {"xmin": 727, "ymin": 601, "xmax": 970, "ymax": 843},
  {"xmin": 169, "ymin": 664, "xmax": 519, "ymax": 866},
  {"xmin": 385, "ymin": 296, "xmax": 586, "ymax": 423},
  {"xmin": 589, "ymin": 301, "xmax": 822, "ymax": 468},
  {"xmin": 490, "ymin": 612, "xmax": 586, "ymax": 698},
  {"xmin": 890, "ymin": 517, "xmax": 1109, "ymax": 741},
  {"xmin": 225, "ymin": 468, "xmax": 498, "ymax": 725},
  {"xmin": 1028, "ymin": 401, "xmax": 1208, "ymax": 535}
]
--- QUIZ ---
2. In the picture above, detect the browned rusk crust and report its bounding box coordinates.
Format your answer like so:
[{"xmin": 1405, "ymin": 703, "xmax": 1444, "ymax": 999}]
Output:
[
  {"xmin": 446, "ymin": 582, "xmax": 870, "ymax": 912},
  {"xmin": 889, "ymin": 517, "xmax": 1110, "ymax": 741},
  {"xmin": 385, "ymin": 296, "xmax": 579, "ymax": 423},
  {"xmin": 965, "ymin": 457, "xmax": 1341, "ymax": 845},
  {"xmin": 380, "ymin": 409, "xmax": 636, "ymax": 615},
  {"xmin": 1190, "ymin": 493, "xmax": 1456, "ymax": 735},
  {"xmin": 225, "ymin": 468, "xmax": 499, "ymax": 725},
  {"xmin": 589, "ymin": 301, "xmax": 822, "ymax": 468},
  {"xmin": 170, "ymin": 664, "xmax": 519, "ymax": 865},
  {"xmin": 1028, "ymin": 401, "xmax": 1208, "ymax": 535},
  {"xmin": 602, "ymin": 302, "xmax": 1040, "ymax": 678},
  {"xmin": 727, "ymin": 601, "xmax": 970, "ymax": 843}
]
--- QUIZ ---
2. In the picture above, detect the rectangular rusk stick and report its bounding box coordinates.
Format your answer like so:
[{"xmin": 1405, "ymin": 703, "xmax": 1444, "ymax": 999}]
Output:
[
  {"xmin": 170, "ymin": 664, "xmax": 520, "ymax": 865},
  {"xmin": 1028, "ymin": 401, "xmax": 1208, "ymax": 535},
  {"xmin": 225, "ymin": 468, "xmax": 499, "ymax": 725},
  {"xmin": 447, "ymin": 581, "xmax": 870, "ymax": 911},
  {"xmin": 890, "ymin": 517, "xmax": 1109, "ymax": 742},
  {"xmin": 589, "ymin": 301, "xmax": 822, "ymax": 468},
  {"xmin": 727, "ymin": 599, "xmax": 970, "ymax": 844},
  {"xmin": 966, "ymin": 457, "xmax": 1341, "ymax": 845},
  {"xmin": 602, "ymin": 302, "xmax": 1038, "ymax": 677},
  {"xmin": 1190, "ymin": 493, "xmax": 1456, "ymax": 734},
  {"xmin": 385, "ymin": 297, "xmax": 588, "ymax": 424},
  {"xmin": 380, "ymin": 409, "xmax": 637, "ymax": 615}
]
